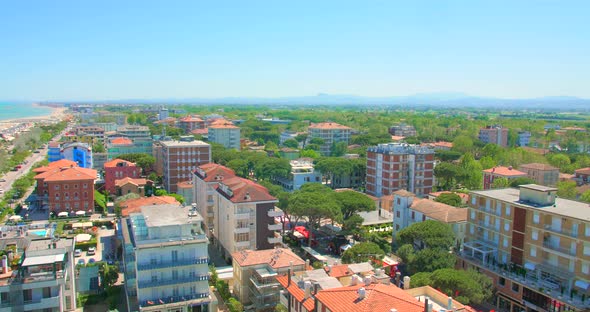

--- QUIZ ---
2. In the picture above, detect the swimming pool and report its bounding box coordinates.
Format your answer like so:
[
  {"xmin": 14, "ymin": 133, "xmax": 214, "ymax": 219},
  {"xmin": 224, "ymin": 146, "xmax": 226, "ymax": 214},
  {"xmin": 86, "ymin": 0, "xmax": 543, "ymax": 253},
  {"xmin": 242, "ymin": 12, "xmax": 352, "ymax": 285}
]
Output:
[{"xmin": 31, "ymin": 230, "xmax": 47, "ymax": 237}]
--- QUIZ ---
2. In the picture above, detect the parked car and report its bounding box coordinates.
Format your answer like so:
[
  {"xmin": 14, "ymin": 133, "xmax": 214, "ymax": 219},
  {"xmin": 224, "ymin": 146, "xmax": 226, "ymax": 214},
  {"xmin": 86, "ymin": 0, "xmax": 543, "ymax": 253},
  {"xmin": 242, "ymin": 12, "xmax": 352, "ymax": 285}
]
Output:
[
  {"xmin": 88, "ymin": 258, "xmax": 96, "ymax": 264},
  {"xmin": 87, "ymin": 247, "xmax": 96, "ymax": 255},
  {"xmin": 74, "ymin": 249, "xmax": 82, "ymax": 257},
  {"xmin": 77, "ymin": 258, "xmax": 86, "ymax": 265},
  {"xmin": 0, "ymin": 178, "xmax": 6, "ymax": 182}
]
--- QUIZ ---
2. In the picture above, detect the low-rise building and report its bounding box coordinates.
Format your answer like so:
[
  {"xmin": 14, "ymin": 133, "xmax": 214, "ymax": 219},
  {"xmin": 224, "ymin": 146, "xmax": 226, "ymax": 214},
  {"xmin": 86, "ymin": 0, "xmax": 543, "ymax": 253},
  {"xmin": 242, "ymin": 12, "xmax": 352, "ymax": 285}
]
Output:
[
  {"xmin": 519, "ymin": 163, "xmax": 559, "ymax": 186},
  {"xmin": 231, "ymin": 248, "xmax": 306, "ymax": 310},
  {"xmin": 120, "ymin": 204, "xmax": 215, "ymax": 312},
  {"xmin": 275, "ymin": 159, "xmax": 322, "ymax": 191},
  {"xmin": 115, "ymin": 177, "xmax": 152, "ymax": 197},
  {"xmin": 574, "ymin": 167, "xmax": 590, "ymax": 185},
  {"xmin": 104, "ymin": 158, "xmax": 141, "ymax": 195},
  {"xmin": 118, "ymin": 195, "xmax": 180, "ymax": 217},
  {"xmin": 389, "ymin": 123, "xmax": 417, "ymax": 137},
  {"xmin": 482, "ymin": 166, "xmax": 527, "ymax": 189}
]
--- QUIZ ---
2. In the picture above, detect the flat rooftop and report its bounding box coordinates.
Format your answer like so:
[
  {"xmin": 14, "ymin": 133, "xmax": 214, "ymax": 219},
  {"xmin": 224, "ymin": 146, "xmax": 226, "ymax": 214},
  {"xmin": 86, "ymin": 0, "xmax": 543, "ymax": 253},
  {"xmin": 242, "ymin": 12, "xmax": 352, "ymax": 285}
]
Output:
[
  {"xmin": 159, "ymin": 139, "xmax": 209, "ymax": 147},
  {"xmin": 139, "ymin": 204, "xmax": 204, "ymax": 227},
  {"xmin": 520, "ymin": 184, "xmax": 558, "ymax": 192},
  {"xmin": 471, "ymin": 188, "xmax": 590, "ymax": 221}
]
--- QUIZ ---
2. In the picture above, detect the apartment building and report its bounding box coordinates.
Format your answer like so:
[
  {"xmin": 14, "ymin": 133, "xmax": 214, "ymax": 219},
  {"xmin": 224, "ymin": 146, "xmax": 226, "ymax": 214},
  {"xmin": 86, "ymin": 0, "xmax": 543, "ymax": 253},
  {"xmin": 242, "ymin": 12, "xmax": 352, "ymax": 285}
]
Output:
[
  {"xmin": 392, "ymin": 190, "xmax": 467, "ymax": 247},
  {"xmin": 574, "ymin": 167, "xmax": 590, "ymax": 185},
  {"xmin": 0, "ymin": 237, "xmax": 77, "ymax": 311},
  {"xmin": 74, "ymin": 126, "xmax": 106, "ymax": 142},
  {"xmin": 207, "ymin": 122, "xmax": 240, "ymax": 150},
  {"xmin": 159, "ymin": 108, "xmax": 169, "ymax": 120},
  {"xmin": 388, "ymin": 123, "xmax": 417, "ymax": 137},
  {"xmin": 518, "ymin": 131, "xmax": 531, "ymax": 147},
  {"xmin": 483, "ymin": 166, "xmax": 527, "ymax": 190},
  {"xmin": 213, "ymin": 176, "xmax": 280, "ymax": 261},
  {"xmin": 177, "ymin": 180, "xmax": 194, "ymax": 205},
  {"xmin": 366, "ymin": 143, "xmax": 435, "ymax": 198},
  {"xmin": 115, "ymin": 177, "xmax": 152, "ymax": 197},
  {"xmin": 49, "ymin": 142, "xmax": 93, "ymax": 168},
  {"xmin": 519, "ymin": 163, "xmax": 559, "ymax": 187},
  {"xmin": 459, "ymin": 185, "xmax": 590, "ymax": 312},
  {"xmin": 160, "ymin": 138, "xmax": 210, "ymax": 193},
  {"xmin": 192, "ymin": 163, "xmax": 237, "ymax": 237},
  {"xmin": 107, "ymin": 125, "xmax": 154, "ymax": 157},
  {"xmin": 120, "ymin": 204, "xmax": 214, "ymax": 312},
  {"xmin": 231, "ymin": 248, "xmax": 306, "ymax": 310},
  {"xmin": 274, "ymin": 159, "xmax": 323, "ymax": 191},
  {"xmin": 104, "ymin": 158, "xmax": 141, "ymax": 194},
  {"xmin": 479, "ymin": 125, "xmax": 509, "ymax": 147},
  {"xmin": 178, "ymin": 116, "xmax": 205, "ymax": 134},
  {"xmin": 34, "ymin": 163, "xmax": 96, "ymax": 214},
  {"xmin": 307, "ymin": 122, "xmax": 352, "ymax": 156}
]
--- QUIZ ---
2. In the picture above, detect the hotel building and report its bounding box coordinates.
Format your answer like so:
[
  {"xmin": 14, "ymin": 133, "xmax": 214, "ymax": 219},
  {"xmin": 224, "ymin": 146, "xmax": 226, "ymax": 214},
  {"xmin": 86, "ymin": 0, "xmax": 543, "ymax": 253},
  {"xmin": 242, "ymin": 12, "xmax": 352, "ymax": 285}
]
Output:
[
  {"xmin": 307, "ymin": 122, "xmax": 352, "ymax": 156},
  {"xmin": 160, "ymin": 138, "xmax": 210, "ymax": 193}
]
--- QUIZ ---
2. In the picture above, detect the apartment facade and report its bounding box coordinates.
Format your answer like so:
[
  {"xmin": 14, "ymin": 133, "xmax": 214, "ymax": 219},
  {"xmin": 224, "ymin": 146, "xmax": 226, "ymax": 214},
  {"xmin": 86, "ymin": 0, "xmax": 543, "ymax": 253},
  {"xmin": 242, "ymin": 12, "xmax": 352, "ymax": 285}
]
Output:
[
  {"xmin": 207, "ymin": 123, "xmax": 240, "ymax": 150},
  {"xmin": 160, "ymin": 139, "xmax": 210, "ymax": 193},
  {"xmin": 388, "ymin": 123, "xmax": 417, "ymax": 137},
  {"xmin": 479, "ymin": 125, "xmax": 509, "ymax": 147},
  {"xmin": 115, "ymin": 177, "xmax": 152, "ymax": 197},
  {"xmin": 483, "ymin": 166, "xmax": 528, "ymax": 190},
  {"xmin": 34, "ymin": 164, "xmax": 96, "ymax": 214},
  {"xmin": 307, "ymin": 122, "xmax": 352, "ymax": 156},
  {"xmin": 518, "ymin": 131, "xmax": 531, "ymax": 147},
  {"xmin": 459, "ymin": 185, "xmax": 590, "ymax": 312},
  {"xmin": 274, "ymin": 159, "xmax": 322, "ymax": 191},
  {"xmin": 60, "ymin": 142, "xmax": 93, "ymax": 168},
  {"xmin": 0, "ymin": 237, "xmax": 77, "ymax": 311},
  {"xmin": 519, "ymin": 163, "xmax": 559, "ymax": 187},
  {"xmin": 104, "ymin": 158, "xmax": 141, "ymax": 194},
  {"xmin": 120, "ymin": 204, "xmax": 214, "ymax": 312},
  {"xmin": 178, "ymin": 116, "xmax": 205, "ymax": 134},
  {"xmin": 231, "ymin": 248, "xmax": 306, "ymax": 310},
  {"xmin": 366, "ymin": 143, "xmax": 435, "ymax": 198}
]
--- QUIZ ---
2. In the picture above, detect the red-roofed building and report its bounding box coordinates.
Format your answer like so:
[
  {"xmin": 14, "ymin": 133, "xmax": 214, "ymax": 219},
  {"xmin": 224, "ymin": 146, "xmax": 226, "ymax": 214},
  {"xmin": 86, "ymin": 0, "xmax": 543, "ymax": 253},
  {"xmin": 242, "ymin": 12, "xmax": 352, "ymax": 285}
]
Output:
[
  {"xmin": 118, "ymin": 195, "xmax": 179, "ymax": 216},
  {"xmin": 178, "ymin": 115, "xmax": 205, "ymax": 133},
  {"xmin": 574, "ymin": 167, "xmax": 590, "ymax": 184},
  {"xmin": 482, "ymin": 166, "xmax": 527, "ymax": 189},
  {"xmin": 34, "ymin": 165, "xmax": 96, "ymax": 214},
  {"xmin": 104, "ymin": 159, "xmax": 141, "ymax": 194},
  {"xmin": 308, "ymin": 122, "xmax": 352, "ymax": 155},
  {"xmin": 208, "ymin": 121, "xmax": 240, "ymax": 150},
  {"xmin": 114, "ymin": 177, "xmax": 152, "ymax": 197},
  {"xmin": 193, "ymin": 163, "xmax": 237, "ymax": 235},
  {"xmin": 109, "ymin": 137, "xmax": 133, "ymax": 145}
]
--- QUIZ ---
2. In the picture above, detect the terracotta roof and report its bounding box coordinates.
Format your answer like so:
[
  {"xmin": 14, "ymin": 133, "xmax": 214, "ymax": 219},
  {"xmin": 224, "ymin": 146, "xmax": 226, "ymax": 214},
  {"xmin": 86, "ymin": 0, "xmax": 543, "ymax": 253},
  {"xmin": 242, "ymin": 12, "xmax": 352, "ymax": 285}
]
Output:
[
  {"xmin": 277, "ymin": 275, "xmax": 316, "ymax": 311},
  {"xmin": 177, "ymin": 180, "xmax": 193, "ymax": 189},
  {"xmin": 575, "ymin": 167, "xmax": 590, "ymax": 175},
  {"xmin": 559, "ymin": 173, "xmax": 575, "ymax": 179},
  {"xmin": 428, "ymin": 191, "xmax": 469, "ymax": 201},
  {"xmin": 110, "ymin": 137, "xmax": 133, "ymax": 145},
  {"xmin": 208, "ymin": 118, "xmax": 233, "ymax": 126},
  {"xmin": 179, "ymin": 116, "xmax": 203, "ymax": 122},
  {"xmin": 190, "ymin": 128, "xmax": 208, "ymax": 135},
  {"xmin": 194, "ymin": 163, "xmax": 236, "ymax": 182},
  {"xmin": 104, "ymin": 158, "xmax": 136, "ymax": 168},
  {"xmin": 209, "ymin": 123, "xmax": 239, "ymax": 129},
  {"xmin": 34, "ymin": 159, "xmax": 78, "ymax": 173},
  {"xmin": 232, "ymin": 248, "xmax": 305, "ymax": 268},
  {"xmin": 391, "ymin": 189, "xmax": 416, "ymax": 197},
  {"xmin": 218, "ymin": 176, "xmax": 277, "ymax": 203},
  {"xmin": 308, "ymin": 122, "xmax": 352, "ymax": 130},
  {"xmin": 119, "ymin": 195, "xmax": 179, "ymax": 216},
  {"xmin": 434, "ymin": 141, "xmax": 453, "ymax": 148},
  {"xmin": 519, "ymin": 163, "xmax": 558, "ymax": 171},
  {"xmin": 391, "ymin": 135, "xmax": 405, "ymax": 141},
  {"xmin": 410, "ymin": 199, "xmax": 468, "ymax": 223},
  {"xmin": 325, "ymin": 264, "xmax": 352, "ymax": 278},
  {"xmin": 314, "ymin": 283, "xmax": 425, "ymax": 312},
  {"xmin": 40, "ymin": 167, "xmax": 97, "ymax": 182},
  {"xmin": 154, "ymin": 117, "xmax": 177, "ymax": 124},
  {"xmin": 115, "ymin": 177, "xmax": 148, "ymax": 187},
  {"xmin": 483, "ymin": 166, "xmax": 527, "ymax": 177}
]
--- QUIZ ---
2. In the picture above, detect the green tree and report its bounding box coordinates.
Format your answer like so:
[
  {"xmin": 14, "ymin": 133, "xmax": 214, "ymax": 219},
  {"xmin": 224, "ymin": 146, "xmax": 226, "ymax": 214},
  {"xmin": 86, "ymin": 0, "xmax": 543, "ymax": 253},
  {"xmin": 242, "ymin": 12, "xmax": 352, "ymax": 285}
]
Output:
[
  {"xmin": 209, "ymin": 265, "xmax": 218, "ymax": 286},
  {"xmin": 300, "ymin": 149, "xmax": 320, "ymax": 159},
  {"xmin": 309, "ymin": 137, "xmax": 325, "ymax": 146},
  {"xmin": 93, "ymin": 143, "xmax": 105, "ymax": 153},
  {"xmin": 227, "ymin": 298, "xmax": 243, "ymax": 312},
  {"xmin": 478, "ymin": 156, "xmax": 496, "ymax": 170},
  {"xmin": 547, "ymin": 153, "xmax": 571, "ymax": 171},
  {"xmin": 100, "ymin": 263, "xmax": 119, "ymax": 289},
  {"xmin": 396, "ymin": 220, "xmax": 455, "ymax": 250},
  {"xmin": 409, "ymin": 248, "xmax": 456, "ymax": 274},
  {"xmin": 434, "ymin": 162, "xmax": 459, "ymax": 190},
  {"xmin": 492, "ymin": 177, "xmax": 510, "ymax": 189},
  {"xmin": 341, "ymin": 242, "xmax": 385, "ymax": 264},
  {"xmin": 434, "ymin": 193, "xmax": 462, "ymax": 207},
  {"xmin": 581, "ymin": 190, "xmax": 590, "ymax": 202},
  {"xmin": 458, "ymin": 153, "xmax": 482, "ymax": 189},
  {"xmin": 342, "ymin": 214, "xmax": 364, "ymax": 234},
  {"xmin": 117, "ymin": 153, "xmax": 156, "ymax": 174},
  {"xmin": 396, "ymin": 244, "xmax": 415, "ymax": 264},
  {"xmin": 330, "ymin": 141, "xmax": 348, "ymax": 157},
  {"xmin": 434, "ymin": 150, "xmax": 462, "ymax": 162},
  {"xmin": 283, "ymin": 139, "xmax": 299, "ymax": 149},
  {"xmin": 452, "ymin": 135, "xmax": 474, "ymax": 154},
  {"xmin": 334, "ymin": 190, "xmax": 376, "ymax": 220},
  {"xmin": 315, "ymin": 157, "xmax": 353, "ymax": 188},
  {"xmin": 226, "ymin": 159, "xmax": 249, "ymax": 177},
  {"xmin": 557, "ymin": 181, "xmax": 577, "ymax": 199},
  {"xmin": 289, "ymin": 189, "xmax": 341, "ymax": 245},
  {"xmin": 509, "ymin": 177, "xmax": 537, "ymax": 187},
  {"xmin": 254, "ymin": 157, "xmax": 291, "ymax": 180},
  {"xmin": 411, "ymin": 269, "xmax": 493, "ymax": 305}
]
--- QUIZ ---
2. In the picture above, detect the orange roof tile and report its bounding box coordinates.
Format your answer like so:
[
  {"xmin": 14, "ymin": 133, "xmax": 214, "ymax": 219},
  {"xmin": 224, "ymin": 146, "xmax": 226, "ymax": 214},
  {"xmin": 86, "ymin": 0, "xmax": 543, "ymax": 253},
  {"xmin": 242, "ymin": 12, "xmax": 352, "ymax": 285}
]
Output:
[
  {"xmin": 434, "ymin": 141, "xmax": 453, "ymax": 148},
  {"xmin": 114, "ymin": 177, "xmax": 148, "ymax": 187},
  {"xmin": 177, "ymin": 180, "xmax": 193, "ymax": 189},
  {"xmin": 519, "ymin": 163, "xmax": 558, "ymax": 171},
  {"xmin": 208, "ymin": 118, "xmax": 232, "ymax": 126},
  {"xmin": 110, "ymin": 137, "xmax": 133, "ymax": 145},
  {"xmin": 209, "ymin": 123, "xmax": 239, "ymax": 129},
  {"xmin": 308, "ymin": 122, "xmax": 352, "ymax": 130},
  {"xmin": 119, "ymin": 195, "xmax": 179, "ymax": 216},
  {"xmin": 391, "ymin": 189, "xmax": 416, "ymax": 197},
  {"xmin": 391, "ymin": 135, "xmax": 405, "ymax": 141},
  {"xmin": 104, "ymin": 158, "xmax": 136, "ymax": 168},
  {"xmin": 483, "ymin": 166, "xmax": 527, "ymax": 177},
  {"xmin": 232, "ymin": 248, "xmax": 305, "ymax": 269},
  {"xmin": 179, "ymin": 115, "xmax": 203, "ymax": 122},
  {"xmin": 314, "ymin": 283, "xmax": 425, "ymax": 312},
  {"xmin": 325, "ymin": 264, "xmax": 352, "ymax": 278},
  {"xmin": 190, "ymin": 128, "xmax": 209, "ymax": 135},
  {"xmin": 575, "ymin": 167, "xmax": 590, "ymax": 175},
  {"xmin": 41, "ymin": 167, "xmax": 97, "ymax": 182},
  {"xmin": 410, "ymin": 199, "xmax": 467, "ymax": 223},
  {"xmin": 194, "ymin": 163, "xmax": 236, "ymax": 182},
  {"xmin": 34, "ymin": 159, "xmax": 78, "ymax": 173},
  {"xmin": 218, "ymin": 176, "xmax": 277, "ymax": 203},
  {"xmin": 277, "ymin": 275, "xmax": 316, "ymax": 311}
]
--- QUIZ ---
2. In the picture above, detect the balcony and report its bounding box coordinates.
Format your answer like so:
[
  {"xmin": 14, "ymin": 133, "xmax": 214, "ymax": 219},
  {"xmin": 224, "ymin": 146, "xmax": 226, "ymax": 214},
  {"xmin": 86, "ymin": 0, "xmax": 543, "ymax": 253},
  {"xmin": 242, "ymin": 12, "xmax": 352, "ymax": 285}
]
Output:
[
  {"xmin": 542, "ymin": 240, "xmax": 576, "ymax": 258},
  {"xmin": 139, "ymin": 293, "xmax": 210, "ymax": 309},
  {"xmin": 234, "ymin": 227, "xmax": 250, "ymax": 234},
  {"xmin": 268, "ymin": 235, "xmax": 282, "ymax": 244},
  {"xmin": 268, "ymin": 223, "xmax": 282, "ymax": 231},
  {"xmin": 207, "ymin": 210, "xmax": 214, "ymax": 217},
  {"xmin": 23, "ymin": 296, "xmax": 60, "ymax": 310},
  {"xmin": 137, "ymin": 274, "xmax": 209, "ymax": 288},
  {"xmin": 137, "ymin": 257, "xmax": 209, "ymax": 271},
  {"xmin": 235, "ymin": 212, "xmax": 250, "ymax": 220},
  {"xmin": 267, "ymin": 209, "xmax": 283, "ymax": 218},
  {"xmin": 236, "ymin": 241, "xmax": 250, "ymax": 248},
  {"xmin": 478, "ymin": 221, "xmax": 501, "ymax": 233},
  {"xmin": 543, "ymin": 224, "xmax": 578, "ymax": 238}
]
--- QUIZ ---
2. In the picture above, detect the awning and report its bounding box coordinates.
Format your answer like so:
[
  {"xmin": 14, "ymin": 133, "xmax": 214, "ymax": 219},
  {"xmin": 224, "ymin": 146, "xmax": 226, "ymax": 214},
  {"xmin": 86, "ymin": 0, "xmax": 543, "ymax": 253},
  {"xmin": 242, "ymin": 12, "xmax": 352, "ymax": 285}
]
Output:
[
  {"xmin": 22, "ymin": 254, "xmax": 65, "ymax": 266},
  {"xmin": 9, "ymin": 215, "xmax": 22, "ymax": 221},
  {"xmin": 58, "ymin": 212, "xmax": 68, "ymax": 217},
  {"xmin": 575, "ymin": 280, "xmax": 590, "ymax": 291},
  {"xmin": 72, "ymin": 222, "xmax": 93, "ymax": 229},
  {"xmin": 75, "ymin": 233, "xmax": 92, "ymax": 242},
  {"xmin": 524, "ymin": 262, "xmax": 536, "ymax": 271},
  {"xmin": 76, "ymin": 210, "xmax": 86, "ymax": 216}
]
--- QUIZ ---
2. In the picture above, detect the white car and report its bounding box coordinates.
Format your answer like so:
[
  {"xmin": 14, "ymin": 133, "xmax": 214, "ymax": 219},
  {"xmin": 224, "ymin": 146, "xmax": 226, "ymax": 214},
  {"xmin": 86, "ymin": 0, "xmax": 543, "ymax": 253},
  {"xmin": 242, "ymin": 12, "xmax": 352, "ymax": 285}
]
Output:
[
  {"xmin": 74, "ymin": 249, "xmax": 82, "ymax": 257},
  {"xmin": 87, "ymin": 247, "xmax": 96, "ymax": 255}
]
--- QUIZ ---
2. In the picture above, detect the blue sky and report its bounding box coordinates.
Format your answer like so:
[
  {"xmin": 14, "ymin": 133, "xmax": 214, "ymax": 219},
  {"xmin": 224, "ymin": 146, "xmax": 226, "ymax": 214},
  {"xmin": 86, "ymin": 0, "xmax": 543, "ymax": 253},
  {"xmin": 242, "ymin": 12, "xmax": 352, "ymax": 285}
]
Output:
[{"xmin": 0, "ymin": 1, "xmax": 588, "ymax": 101}]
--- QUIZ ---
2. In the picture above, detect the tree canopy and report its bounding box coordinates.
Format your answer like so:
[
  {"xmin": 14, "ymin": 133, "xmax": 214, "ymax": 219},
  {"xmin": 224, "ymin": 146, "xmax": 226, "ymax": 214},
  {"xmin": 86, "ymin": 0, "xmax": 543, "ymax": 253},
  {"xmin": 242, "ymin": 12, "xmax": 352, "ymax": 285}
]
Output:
[
  {"xmin": 434, "ymin": 192, "xmax": 462, "ymax": 207},
  {"xmin": 411, "ymin": 269, "xmax": 493, "ymax": 305},
  {"xmin": 341, "ymin": 242, "xmax": 385, "ymax": 264},
  {"xmin": 117, "ymin": 153, "xmax": 156, "ymax": 174},
  {"xmin": 334, "ymin": 190, "xmax": 375, "ymax": 220},
  {"xmin": 396, "ymin": 220, "xmax": 455, "ymax": 250}
]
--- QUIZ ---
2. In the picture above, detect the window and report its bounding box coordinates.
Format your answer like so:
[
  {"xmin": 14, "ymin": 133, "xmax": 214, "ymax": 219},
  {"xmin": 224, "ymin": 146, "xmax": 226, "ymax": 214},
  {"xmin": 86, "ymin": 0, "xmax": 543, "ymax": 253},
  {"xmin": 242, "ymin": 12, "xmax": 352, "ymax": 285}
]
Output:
[
  {"xmin": 503, "ymin": 238, "xmax": 508, "ymax": 247},
  {"xmin": 64, "ymin": 185, "xmax": 69, "ymax": 189},
  {"xmin": 471, "ymin": 196, "xmax": 476, "ymax": 205},
  {"xmin": 411, "ymin": 211, "xmax": 415, "ymax": 220},
  {"xmin": 499, "ymin": 277, "xmax": 506, "ymax": 286},
  {"xmin": 172, "ymin": 250, "xmax": 178, "ymax": 261},
  {"xmin": 55, "ymin": 185, "xmax": 60, "ymax": 190},
  {"xmin": 43, "ymin": 287, "xmax": 51, "ymax": 298},
  {"xmin": 396, "ymin": 211, "xmax": 400, "ymax": 218},
  {"xmin": 172, "ymin": 270, "xmax": 178, "ymax": 280},
  {"xmin": 422, "ymin": 215, "xmax": 426, "ymax": 221},
  {"xmin": 470, "ymin": 210, "xmax": 476, "ymax": 220},
  {"xmin": 83, "ymin": 184, "xmax": 88, "ymax": 189},
  {"xmin": 505, "ymin": 205, "xmax": 511, "ymax": 216},
  {"xmin": 584, "ymin": 244, "xmax": 590, "ymax": 256},
  {"xmin": 586, "ymin": 225, "xmax": 590, "ymax": 237},
  {"xmin": 582, "ymin": 263, "xmax": 590, "ymax": 275},
  {"xmin": 512, "ymin": 283, "xmax": 519, "ymax": 292},
  {"xmin": 504, "ymin": 222, "xmax": 510, "ymax": 232},
  {"xmin": 533, "ymin": 212, "xmax": 540, "ymax": 224},
  {"xmin": 532, "ymin": 230, "xmax": 539, "ymax": 241},
  {"xmin": 23, "ymin": 289, "xmax": 32, "ymax": 302},
  {"xmin": 0, "ymin": 292, "xmax": 9, "ymax": 304},
  {"xmin": 530, "ymin": 246, "xmax": 537, "ymax": 257},
  {"xmin": 74, "ymin": 184, "xmax": 78, "ymax": 189}
]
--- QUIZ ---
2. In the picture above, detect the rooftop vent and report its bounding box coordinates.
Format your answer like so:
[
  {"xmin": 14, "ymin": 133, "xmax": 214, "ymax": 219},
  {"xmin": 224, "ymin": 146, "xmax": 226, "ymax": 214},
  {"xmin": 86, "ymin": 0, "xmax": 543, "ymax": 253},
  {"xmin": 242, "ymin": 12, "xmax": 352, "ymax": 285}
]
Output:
[{"xmin": 358, "ymin": 287, "xmax": 366, "ymax": 300}]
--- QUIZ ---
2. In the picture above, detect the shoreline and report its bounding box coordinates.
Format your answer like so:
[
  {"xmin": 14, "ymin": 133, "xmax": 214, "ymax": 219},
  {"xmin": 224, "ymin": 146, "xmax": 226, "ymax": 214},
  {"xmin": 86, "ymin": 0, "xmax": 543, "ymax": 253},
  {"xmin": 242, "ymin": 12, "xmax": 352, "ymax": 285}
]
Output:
[{"xmin": 0, "ymin": 103, "xmax": 69, "ymax": 124}]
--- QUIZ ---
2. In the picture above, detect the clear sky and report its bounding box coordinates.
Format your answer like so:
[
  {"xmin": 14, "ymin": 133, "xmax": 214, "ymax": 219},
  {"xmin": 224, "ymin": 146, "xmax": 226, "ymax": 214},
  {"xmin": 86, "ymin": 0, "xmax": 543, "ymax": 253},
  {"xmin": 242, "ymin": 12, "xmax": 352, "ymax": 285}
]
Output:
[{"xmin": 1, "ymin": 1, "xmax": 588, "ymax": 101}]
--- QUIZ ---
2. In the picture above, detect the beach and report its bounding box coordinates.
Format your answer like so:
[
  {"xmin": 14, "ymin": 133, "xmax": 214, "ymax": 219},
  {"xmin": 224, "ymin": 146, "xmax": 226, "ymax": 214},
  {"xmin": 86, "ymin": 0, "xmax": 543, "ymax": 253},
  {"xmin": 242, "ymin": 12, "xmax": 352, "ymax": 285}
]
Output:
[{"xmin": 0, "ymin": 103, "xmax": 69, "ymax": 131}]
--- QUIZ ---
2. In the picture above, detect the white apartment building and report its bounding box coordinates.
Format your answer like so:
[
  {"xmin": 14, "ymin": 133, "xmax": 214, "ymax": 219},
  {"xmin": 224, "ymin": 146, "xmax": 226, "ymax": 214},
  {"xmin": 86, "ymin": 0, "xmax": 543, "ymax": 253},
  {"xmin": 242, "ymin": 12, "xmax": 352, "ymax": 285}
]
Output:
[
  {"xmin": 121, "ymin": 204, "xmax": 215, "ymax": 312},
  {"xmin": 207, "ymin": 123, "xmax": 240, "ymax": 150},
  {"xmin": 274, "ymin": 159, "xmax": 323, "ymax": 191}
]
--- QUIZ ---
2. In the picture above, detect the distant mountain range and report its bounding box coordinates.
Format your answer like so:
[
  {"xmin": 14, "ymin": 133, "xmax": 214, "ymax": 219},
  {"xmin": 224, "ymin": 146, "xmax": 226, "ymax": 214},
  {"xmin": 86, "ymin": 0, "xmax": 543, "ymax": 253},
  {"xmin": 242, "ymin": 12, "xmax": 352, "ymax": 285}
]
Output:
[{"xmin": 31, "ymin": 93, "xmax": 590, "ymax": 110}]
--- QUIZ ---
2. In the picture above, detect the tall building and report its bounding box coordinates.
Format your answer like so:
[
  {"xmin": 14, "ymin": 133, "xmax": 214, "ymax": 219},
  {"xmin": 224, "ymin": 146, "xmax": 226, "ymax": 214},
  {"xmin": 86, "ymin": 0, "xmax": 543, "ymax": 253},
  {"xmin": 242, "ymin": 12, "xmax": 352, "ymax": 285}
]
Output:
[
  {"xmin": 366, "ymin": 143, "xmax": 435, "ymax": 198},
  {"xmin": 518, "ymin": 131, "xmax": 531, "ymax": 147},
  {"xmin": 208, "ymin": 122, "xmax": 240, "ymax": 150},
  {"xmin": 120, "ymin": 204, "xmax": 215, "ymax": 312},
  {"xmin": 479, "ymin": 125, "xmax": 509, "ymax": 147},
  {"xmin": 107, "ymin": 125, "xmax": 154, "ymax": 157},
  {"xmin": 103, "ymin": 158, "xmax": 141, "ymax": 194},
  {"xmin": 231, "ymin": 248, "xmax": 306, "ymax": 310},
  {"xmin": 47, "ymin": 141, "xmax": 62, "ymax": 162},
  {"xmin": 482, "ymin": 166, "xmax": 527, "ymax": 190},
  {"xmin": 0, "ymin": 237, "xmax": 77, "ymax": 311},
  {"xmin": 34, "ymin": 161, "xmax": 96, "ymax": 214},
  {"xmin": 519, "ymin": 163, "xmax": 559, "ymax": 186},
  {"xmin": 160, "ymin": 138, "xmax": 210, "ymax": 193},
  {"xmin": 308, "ymin": 122, "xmax": 352, "ymax": 156},
  {"xmin": 158, "ymin": 107, "xmax": 169, "ymax": 120},
  {"xmin": 459, "ymin": 185, "xmax": 590, "ymax": 312}
]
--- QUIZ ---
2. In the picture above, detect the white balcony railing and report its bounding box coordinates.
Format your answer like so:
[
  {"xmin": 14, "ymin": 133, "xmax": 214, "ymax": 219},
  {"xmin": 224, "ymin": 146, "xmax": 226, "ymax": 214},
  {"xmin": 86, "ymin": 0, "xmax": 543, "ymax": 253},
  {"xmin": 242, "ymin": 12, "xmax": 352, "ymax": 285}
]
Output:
[
  {"xmin": 267, "ymin": 209, "xmax": 283, "ymax": 218},
  {"xmin": 268, "ymin": 223, "xmax": 282, "ymax": 231}
]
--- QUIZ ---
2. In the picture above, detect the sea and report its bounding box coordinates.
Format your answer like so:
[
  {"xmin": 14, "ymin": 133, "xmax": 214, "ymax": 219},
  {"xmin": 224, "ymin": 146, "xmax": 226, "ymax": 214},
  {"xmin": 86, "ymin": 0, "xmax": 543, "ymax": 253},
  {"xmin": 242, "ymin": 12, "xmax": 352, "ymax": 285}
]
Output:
[{"xmin": 0, "ymin": 102, "xmax": 55, "ymax": 121}]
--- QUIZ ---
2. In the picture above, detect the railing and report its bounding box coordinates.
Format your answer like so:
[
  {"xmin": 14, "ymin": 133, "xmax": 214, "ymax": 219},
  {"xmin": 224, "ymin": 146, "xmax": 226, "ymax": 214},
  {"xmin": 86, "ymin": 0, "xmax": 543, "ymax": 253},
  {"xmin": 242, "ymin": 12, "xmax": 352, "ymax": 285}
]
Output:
[
  {"xmin": 236, "ymin": 241, "xmax": 250, "ymax": 247},
  {"xmin": 542, "ymin": 241, "xmax": 575, "ymax": 257},
  {"xmin": 23, "ymin": 296, "xmax": 60, "ymax": 310},
  {"xmin": 544, "ymin": 225, "xmax": 578, "ymax": 238},
  {"xmin": 268, "ymin": 223, "xmax": 282, "ymax": 231},
  {"xmin": 267, "ymin": 209, "xmax": 283, "ymax": 218},
  {"xmin": 139, "ymin": 293, "xmax": 210, "ymax": 308},
  {"xmin": 250, "ymin": 276, "xmax": 280, "ymax": 289},
  {"xmin": 137, "ymin": 274, "xmax": 209, "ymax": 288},
  {"xmin": 268, "ymin": 235, "xmax": 282, "ymax": 244},
  {"xmin": 478, "ymin": 221, "xmax": 501, "ymax": 233},
  {"xmin": 234, "ymin": 227, "xmax": 250, "ymax": 234},
  {"xmin": 137, "ymin": 257, "xmax": 209, "ymax": 271},
  {"xmin": 235, "ymin": 212, "xmax": 250, "ymax": 219}
]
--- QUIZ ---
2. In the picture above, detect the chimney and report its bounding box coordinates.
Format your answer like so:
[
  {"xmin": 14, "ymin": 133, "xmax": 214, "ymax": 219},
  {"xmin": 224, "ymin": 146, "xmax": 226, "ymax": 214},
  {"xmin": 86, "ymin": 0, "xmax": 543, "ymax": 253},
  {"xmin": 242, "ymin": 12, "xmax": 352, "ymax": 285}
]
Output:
[
  {"xmin": 350, "ymin": 274, "xmax": 360, "ymax": 286},
  {"xmin": 304, "ymin": 281, "xmax": 312, "ymax": 299},
  {"xmin": 424, "ymin": 298, "xmax": 429, "ymax": 312},
  {"xmin": 447, "ymin": 296, "xmax": 453, "ymax": 310},
  {"xmin": 357, "ymin": 287, "xmax": 366, "ymax": 300},
  {"xmin": 1, "ymin": 255, "xmax": 8, "ymax": 274},
  {"xmin": 363, "ymin": 276, "xmax": 372, "ymax": 286},
  {"xmin": 403, "ymin": 276, "xmax": 411, "ymax": 289}
]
